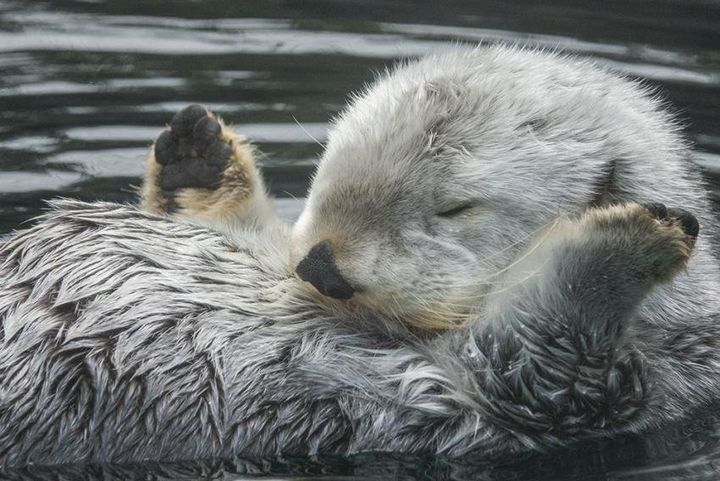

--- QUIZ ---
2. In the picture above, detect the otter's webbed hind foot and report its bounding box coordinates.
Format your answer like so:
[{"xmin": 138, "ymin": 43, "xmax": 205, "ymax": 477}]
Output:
[
  {"xmin": 141, "ymin": 105, "xmax": 275, "ymax": 227},
  {"xmin": 471, "ymin": 203, "xmax": 700, "ymax": 437}
]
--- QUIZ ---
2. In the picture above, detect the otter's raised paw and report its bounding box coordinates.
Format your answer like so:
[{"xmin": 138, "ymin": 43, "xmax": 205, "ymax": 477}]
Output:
[
  {"xmin": 581, "ymin": 202, "xmax": 699, "ymax": 282},
  {"xmin": 141, "ymin": 105, "xmax": 270, "ymax": 223},
  {"xmin": 154, "ymin": 105, "xmax": 228, "ymax": 193}
]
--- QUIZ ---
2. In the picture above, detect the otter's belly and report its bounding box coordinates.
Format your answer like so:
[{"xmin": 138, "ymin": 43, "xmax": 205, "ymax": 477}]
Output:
[{"xmin": 0, "ymin": 201, "xmax": 299, "ymax": 461}]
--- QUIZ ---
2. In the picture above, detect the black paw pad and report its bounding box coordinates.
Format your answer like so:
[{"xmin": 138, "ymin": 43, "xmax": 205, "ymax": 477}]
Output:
[
  {"xmin": 667, "ymin": 208, "xmax": 700, "ymax": 238},
  {"xmin": 642, "ymin": 202, "xmax": 669, "ymax": 220},
  {"xmin": 154, "ymin": 130, "xmax": 176, "ymax": 165},
  {"xmin": 205, "ymin": 140, "xmax": 232, "ymax": 167},
  {"xmin": 193, "ymin": 116, "xmax": 222, "ymax": 151},
  {"xmin": 153, "ymin": 105, "xmax": 231, "ymax": 193},
  {"xmin": 170, "ymin": 104, "xmax": 208, "ymax": 138},
  {"xmin": 160, "ymin": 159, "xmax": 223, "ymax": 191}
]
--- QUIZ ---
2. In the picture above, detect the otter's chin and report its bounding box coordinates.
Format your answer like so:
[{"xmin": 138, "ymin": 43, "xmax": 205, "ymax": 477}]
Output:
[
  {"xmin": 293, "ymin": 277, "xmax": 358, "ymax": 314},
  {"xmin": 351, "ymin": 291, "xmax": 476, "ymax": 331},
  {"xmin": 401, "ymin": 305, "xmax": 474, "ymax": 330},
  {"xmin": 294, "ymin": 277, "xmax": 477, "ymax": 330}
]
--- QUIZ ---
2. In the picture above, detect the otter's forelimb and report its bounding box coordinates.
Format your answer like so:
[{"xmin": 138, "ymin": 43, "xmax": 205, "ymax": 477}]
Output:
[
  {"xmin": 456, "ymin": 203, "xmax": 700, "ymax": 448},
  {"xmin": 141, "ymin": 105, "xmax": 277, "ymax": 231}
]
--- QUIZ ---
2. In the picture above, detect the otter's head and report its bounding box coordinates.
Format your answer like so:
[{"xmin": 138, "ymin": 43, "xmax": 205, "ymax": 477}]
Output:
[{"xmin": 290, "ymin": 47, "xmax": 685, "ymax": 329}]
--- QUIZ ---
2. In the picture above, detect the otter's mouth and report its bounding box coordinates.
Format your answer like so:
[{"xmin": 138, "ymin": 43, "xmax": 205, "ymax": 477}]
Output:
[
  {"xmin": 293, "ymin": 274, "xmax": 474, "ymax": 331},
  {"xmin": 292, "ymin": 277, "xmax": 360, "ymax": 312},
  {"xmin": 342, "ymin": 298, "xmax": 359, "ymax": 312}
]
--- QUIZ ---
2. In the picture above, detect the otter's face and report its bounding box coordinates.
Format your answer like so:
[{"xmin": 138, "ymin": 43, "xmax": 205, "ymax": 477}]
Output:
[
  {"xmin": 291, "ymin": 161, "xmax": 517, "ymax": 328},
  {"xmin": 291, "ymin": 50, "xmax": 622, "ymax": 328}
]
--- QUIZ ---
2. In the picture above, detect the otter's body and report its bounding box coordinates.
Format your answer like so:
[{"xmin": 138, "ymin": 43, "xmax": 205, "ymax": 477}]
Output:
[
  {"xmin": 0, "ymin": 201, "xmax": 511, "ymax": 462},
  {"xmin": 1, "ymin": 46, "xmax": 719, "ymax": 466}
]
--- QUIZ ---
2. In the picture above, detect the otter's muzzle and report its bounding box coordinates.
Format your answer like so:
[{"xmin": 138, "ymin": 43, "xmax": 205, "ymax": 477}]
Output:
[{"xmin": 295, "ymin": 240, "xmax": 355, "ymax": 300}]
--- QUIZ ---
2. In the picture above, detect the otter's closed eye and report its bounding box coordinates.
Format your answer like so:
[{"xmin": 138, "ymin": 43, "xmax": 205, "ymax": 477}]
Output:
[{"xmin": 436, "ymin": 202, "xmax": 475, "ymax": 218}]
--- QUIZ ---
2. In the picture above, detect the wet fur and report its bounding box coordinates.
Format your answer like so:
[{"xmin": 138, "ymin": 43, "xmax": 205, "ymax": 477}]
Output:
[{"xmin": 0, "ymin": 45, "xmax": 719, "ymax": 466}]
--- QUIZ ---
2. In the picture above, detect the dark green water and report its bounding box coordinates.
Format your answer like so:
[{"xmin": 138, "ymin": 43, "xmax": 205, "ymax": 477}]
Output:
[{"xmin": 1, "ymin": 0, "xmax": 720, "ymax": 479}]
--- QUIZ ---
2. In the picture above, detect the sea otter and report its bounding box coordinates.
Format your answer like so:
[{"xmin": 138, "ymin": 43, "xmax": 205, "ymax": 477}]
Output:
[{"xmin": 0, "ymin": 45, "xmax": 718, "ymax": 467}]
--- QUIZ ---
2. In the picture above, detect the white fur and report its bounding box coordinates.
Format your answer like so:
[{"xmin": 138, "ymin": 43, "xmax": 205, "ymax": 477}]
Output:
[{"xmin": 0, "ymin": 45, "xmax": 719, "ymax": 467}]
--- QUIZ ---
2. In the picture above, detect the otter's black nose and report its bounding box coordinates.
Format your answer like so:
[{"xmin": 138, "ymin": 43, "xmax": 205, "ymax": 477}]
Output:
[{"xmin": 295, "ymin": 240, "xmax": 355, "ymax": 300}]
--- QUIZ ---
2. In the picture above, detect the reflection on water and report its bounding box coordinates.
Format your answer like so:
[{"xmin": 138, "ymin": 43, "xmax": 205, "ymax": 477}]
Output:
[
  {"xmin": 1, "ymin": 0, "xmax": 719, "ymax": 478},
  {"xmin": 3, "ymin": 404, "xmax": 720, "ymax": 480}
]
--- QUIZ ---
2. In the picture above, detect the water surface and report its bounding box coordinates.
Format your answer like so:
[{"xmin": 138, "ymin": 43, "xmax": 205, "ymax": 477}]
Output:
[
  {"xmin": 1, "ymin": 0, "xmax": 720, "ymax": 230},
  {"xmin": 1, "ymin": 0, "xmax": 720, "ymax": 479}
]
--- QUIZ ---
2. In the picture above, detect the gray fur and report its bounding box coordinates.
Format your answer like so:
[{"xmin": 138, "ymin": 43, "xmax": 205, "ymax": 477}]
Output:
[{"xmin": 1, "ymin": 45, "xmax": 720, "ymax": 467}]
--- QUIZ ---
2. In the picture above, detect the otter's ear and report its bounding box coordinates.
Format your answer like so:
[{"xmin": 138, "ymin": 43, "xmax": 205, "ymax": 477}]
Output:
[
  {"xmin": 421, "ymin": 79, "xmax": 467, "ymax": 142},
  {"xmin": 422, "ymin": 78, "xmax": 465, "ymax": 102},
  {"xmin": 589, "ymin": 159, "xmax": 622, "ymax": 208}
]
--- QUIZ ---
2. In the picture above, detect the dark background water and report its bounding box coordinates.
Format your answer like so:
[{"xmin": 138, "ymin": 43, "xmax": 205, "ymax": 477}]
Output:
[
  {"xmin": 1, "ymin": 0, "xmax": 720, "ymax": 479},
  {"xmin": 1, "ymin": 0, "xmax": 720, "ymax": 232}
]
